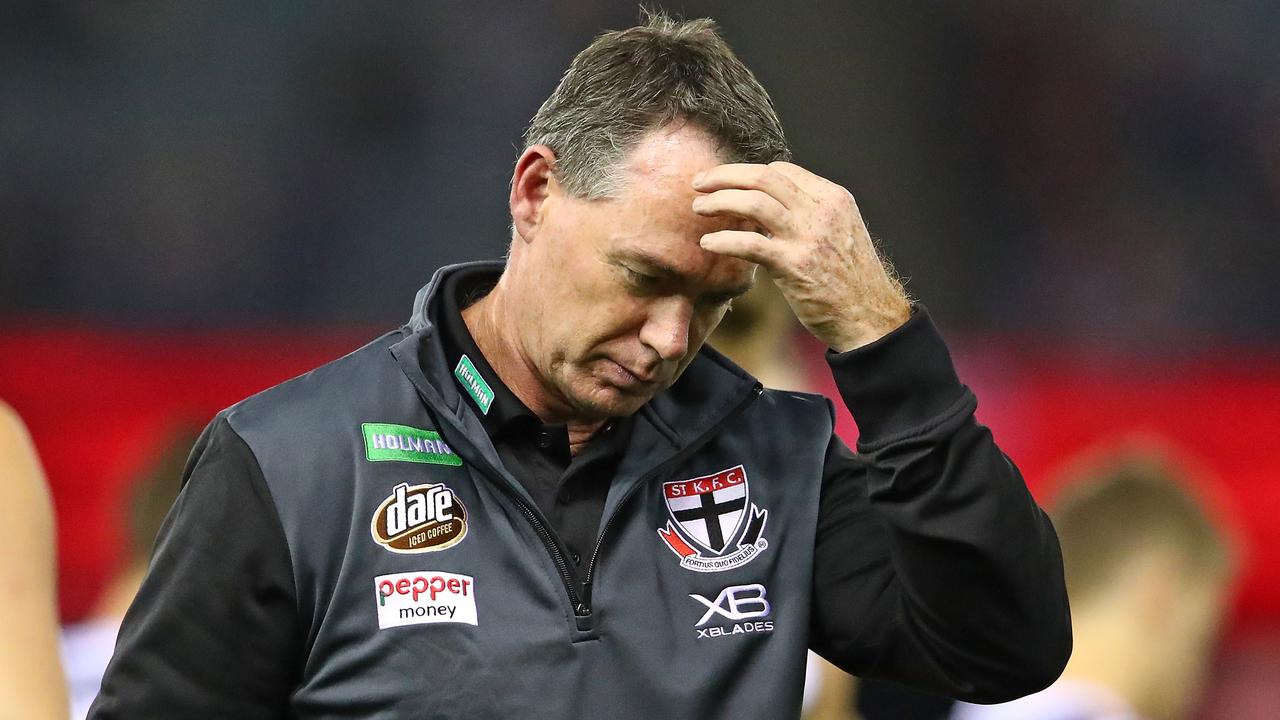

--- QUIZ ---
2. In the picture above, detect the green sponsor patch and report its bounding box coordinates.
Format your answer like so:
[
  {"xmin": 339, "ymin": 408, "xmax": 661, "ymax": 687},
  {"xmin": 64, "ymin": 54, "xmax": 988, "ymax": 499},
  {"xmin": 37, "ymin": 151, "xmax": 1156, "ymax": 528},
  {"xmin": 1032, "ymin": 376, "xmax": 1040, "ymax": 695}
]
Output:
[
  {"xmin": 453, "ymin": 354, "xmax": 495, "ymax": 415},
  {"xmin": 362, "ymin": 423, "xmax": 462, "ymax": 466}
]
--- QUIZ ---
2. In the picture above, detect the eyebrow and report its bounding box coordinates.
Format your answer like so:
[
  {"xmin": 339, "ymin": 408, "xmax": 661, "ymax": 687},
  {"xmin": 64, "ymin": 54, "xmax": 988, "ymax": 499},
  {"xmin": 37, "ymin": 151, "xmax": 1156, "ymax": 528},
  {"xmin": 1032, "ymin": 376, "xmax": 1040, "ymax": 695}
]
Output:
[{"xmin": 613, "ymin": 248, "xmax": 755, "ymax": 299}]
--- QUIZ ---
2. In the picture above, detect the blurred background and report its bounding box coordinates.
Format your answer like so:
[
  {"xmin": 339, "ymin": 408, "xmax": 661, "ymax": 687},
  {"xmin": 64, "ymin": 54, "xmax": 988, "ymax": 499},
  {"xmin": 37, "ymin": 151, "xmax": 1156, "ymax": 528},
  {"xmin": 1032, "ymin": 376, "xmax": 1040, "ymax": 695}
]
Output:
[{"xmin": 1, "ymin": 1, "xmax": 1277, "ymax": 718}]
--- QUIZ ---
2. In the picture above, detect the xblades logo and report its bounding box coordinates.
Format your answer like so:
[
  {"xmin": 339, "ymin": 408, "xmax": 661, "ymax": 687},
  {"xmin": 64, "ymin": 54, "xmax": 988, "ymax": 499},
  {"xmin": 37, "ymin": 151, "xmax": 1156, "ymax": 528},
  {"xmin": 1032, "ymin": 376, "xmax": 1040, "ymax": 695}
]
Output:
[
  {"xmin": 690, "ymin": 583, "xmax": 771, "ymax": 626},
  {"xmin": 690, "ymin": 584, "xmax": 775, "ymax": 639}
]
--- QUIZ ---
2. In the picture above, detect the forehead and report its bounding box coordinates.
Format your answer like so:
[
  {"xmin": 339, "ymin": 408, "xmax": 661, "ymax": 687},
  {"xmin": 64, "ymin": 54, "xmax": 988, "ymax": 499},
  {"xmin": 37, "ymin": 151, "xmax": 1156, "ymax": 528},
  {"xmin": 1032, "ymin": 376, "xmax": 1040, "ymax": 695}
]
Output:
[
  {"xmin": 622, "ymin": 123, "xmax": 726, "ymax": 188},
  {"xmin": 600, "ymin": 125, "xmax": 756, "ymax": 290}
]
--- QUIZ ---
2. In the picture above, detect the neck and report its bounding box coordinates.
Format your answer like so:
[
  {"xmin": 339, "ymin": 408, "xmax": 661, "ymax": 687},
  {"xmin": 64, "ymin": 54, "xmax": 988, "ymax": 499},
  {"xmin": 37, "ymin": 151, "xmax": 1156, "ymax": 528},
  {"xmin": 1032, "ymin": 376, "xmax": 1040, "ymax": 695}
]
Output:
[
  {"xmin": 1059, "ymin": 607, "xmax": 1150, "ymax": 716},
  {"xmin": 462, "ymin": 280, "xmax": 606, "ymax": 453}
]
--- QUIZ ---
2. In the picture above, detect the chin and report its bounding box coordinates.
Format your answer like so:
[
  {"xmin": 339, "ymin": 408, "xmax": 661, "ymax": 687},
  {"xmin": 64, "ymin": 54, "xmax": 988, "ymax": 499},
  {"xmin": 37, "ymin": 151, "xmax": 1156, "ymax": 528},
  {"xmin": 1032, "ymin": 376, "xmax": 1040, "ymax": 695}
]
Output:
[{"xmin": 569, "ymin": 383, "xmax": 652, "ymax": 419}]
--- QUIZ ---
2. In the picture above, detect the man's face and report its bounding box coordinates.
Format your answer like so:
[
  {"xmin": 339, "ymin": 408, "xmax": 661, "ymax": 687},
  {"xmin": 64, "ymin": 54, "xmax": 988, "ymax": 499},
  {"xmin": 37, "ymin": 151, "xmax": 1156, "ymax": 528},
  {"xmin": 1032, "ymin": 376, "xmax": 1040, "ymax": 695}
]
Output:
[{"xmin": 509, "ymin": 125, "xmax": 759, "ymax": 420}]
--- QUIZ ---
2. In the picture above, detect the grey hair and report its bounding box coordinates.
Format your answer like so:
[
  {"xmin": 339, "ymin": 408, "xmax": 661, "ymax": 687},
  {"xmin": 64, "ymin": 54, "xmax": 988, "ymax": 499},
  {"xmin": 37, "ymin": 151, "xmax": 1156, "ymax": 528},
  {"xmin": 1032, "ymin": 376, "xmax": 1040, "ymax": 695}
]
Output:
[{"xmin": 522, "ymin": 9, "xmax": 791, "ymax": 199}]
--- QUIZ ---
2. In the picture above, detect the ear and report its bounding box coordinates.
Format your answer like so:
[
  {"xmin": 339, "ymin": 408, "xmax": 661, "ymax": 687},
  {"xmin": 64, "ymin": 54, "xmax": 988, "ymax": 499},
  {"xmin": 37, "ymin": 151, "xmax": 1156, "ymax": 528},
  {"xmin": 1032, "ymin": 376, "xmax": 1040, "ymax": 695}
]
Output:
[{"xmin": 509, "ymin": 144, "xmax": 558, "ymax": 246}]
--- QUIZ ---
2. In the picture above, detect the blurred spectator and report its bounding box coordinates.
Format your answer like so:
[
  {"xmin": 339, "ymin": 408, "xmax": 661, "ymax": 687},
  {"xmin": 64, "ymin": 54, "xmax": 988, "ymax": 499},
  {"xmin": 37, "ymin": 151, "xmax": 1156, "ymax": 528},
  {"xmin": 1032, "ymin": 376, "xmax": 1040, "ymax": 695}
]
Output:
[
  {"xmin": 708, "ymin": 274, "xmax": 805, "ymax": 392},
  {"xmin": 59, "ymin": 425, "xmax": 192, "ymax": 719},
  {"xmin": 0, "ymin": 401, "xmax": 69, "ymax": 719},
  {"xmin": 952, "ymin": 447, "xmax": 1236, "ymax": 720}
]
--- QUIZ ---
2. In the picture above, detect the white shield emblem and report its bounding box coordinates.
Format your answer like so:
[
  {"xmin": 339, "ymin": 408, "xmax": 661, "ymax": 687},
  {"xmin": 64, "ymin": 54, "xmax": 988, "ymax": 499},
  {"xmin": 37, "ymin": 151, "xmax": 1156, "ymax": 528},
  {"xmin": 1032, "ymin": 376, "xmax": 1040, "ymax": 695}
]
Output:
[{"xmin": 662, "ymin": 465, "xmax": 749, "ymax": 554}]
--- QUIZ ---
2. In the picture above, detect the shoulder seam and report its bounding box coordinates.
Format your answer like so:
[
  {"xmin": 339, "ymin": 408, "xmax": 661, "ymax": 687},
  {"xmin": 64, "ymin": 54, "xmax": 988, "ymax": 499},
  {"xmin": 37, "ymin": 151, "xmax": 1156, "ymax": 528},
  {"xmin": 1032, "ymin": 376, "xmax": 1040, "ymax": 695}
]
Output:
[{"xmin": 219, "ymin": 413, "xmax": 311, "ymax": 661}]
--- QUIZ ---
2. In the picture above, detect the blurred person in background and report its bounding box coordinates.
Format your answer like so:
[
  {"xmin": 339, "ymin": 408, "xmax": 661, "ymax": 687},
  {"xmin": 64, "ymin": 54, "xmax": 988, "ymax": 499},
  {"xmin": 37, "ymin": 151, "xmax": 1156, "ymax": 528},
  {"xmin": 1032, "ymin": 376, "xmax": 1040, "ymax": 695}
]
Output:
[
  {"xmin": 0, "ymin": 402, "xmax": 70, "ymax": 719},
  {"xmin": 952, "ymin": 447, "xmax": 1236, "ymax": 720},
  {"xmin": 706, "ymin": 274, "xmax": 808, "ymax": 393},
  {"xmin": 60, "ymin": 426, "xmax": 190, "ymax": 719}
]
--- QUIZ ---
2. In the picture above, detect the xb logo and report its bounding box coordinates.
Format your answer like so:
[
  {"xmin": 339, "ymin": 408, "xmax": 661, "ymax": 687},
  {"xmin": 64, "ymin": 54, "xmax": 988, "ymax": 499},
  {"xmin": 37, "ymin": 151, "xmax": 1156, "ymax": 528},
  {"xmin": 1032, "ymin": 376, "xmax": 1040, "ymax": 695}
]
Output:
[{"xmin": 689, "ymin": 583, "xmax": 771, "ymax": 627}]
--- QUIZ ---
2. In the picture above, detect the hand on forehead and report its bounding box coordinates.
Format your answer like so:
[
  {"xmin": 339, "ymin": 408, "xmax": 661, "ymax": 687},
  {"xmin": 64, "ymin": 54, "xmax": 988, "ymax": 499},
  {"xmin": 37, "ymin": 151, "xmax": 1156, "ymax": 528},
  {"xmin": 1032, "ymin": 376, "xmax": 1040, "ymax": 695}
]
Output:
[{"xmin": 615, "ymin": 127, "xmax": 769, "ymax": 237}]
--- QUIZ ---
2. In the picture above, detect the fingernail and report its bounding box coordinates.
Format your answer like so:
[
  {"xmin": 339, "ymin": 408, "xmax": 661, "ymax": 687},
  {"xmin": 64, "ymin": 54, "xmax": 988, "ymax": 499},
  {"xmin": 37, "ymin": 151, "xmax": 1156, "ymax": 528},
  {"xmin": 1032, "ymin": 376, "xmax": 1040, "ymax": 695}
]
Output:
[{"xmin": 692, "ymin": 172, "xmax": 706, "ymax": 187}]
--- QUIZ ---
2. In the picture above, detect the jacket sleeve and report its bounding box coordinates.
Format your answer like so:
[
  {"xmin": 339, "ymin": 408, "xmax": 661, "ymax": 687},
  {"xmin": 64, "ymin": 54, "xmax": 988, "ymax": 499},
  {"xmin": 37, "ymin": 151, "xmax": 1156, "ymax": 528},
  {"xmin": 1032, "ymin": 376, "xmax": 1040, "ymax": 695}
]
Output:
[
  {"xmin": 809, "ymin": 307, "xmax": 1071, "ymax": 704},
  {"xmin": 88, "ymin": 414, "xmax": 302, "ymax": 719}
]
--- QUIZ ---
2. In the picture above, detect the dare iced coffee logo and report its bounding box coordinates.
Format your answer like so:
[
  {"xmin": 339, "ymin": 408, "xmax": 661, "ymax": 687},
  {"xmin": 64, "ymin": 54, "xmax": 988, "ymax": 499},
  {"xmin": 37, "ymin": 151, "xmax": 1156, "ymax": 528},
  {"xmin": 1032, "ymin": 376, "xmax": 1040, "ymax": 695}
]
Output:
[
  {"xmin": 374, "ymin": 571, "xmax": 478, "ymax": 629},
  {"xmin": 371, "ymin": 482, "xmax": 468, "ymax": 553}
]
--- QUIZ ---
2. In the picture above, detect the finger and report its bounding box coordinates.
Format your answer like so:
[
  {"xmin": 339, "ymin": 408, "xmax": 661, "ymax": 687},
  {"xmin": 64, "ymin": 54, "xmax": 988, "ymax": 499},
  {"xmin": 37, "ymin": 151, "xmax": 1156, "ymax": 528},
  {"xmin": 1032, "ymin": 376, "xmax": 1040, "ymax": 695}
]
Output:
[
  {"xmin": 699, "ymin": 230, "xmax": 777, "ymax": 267},
  {"xmin": 767, "ymin": 161, "xmax": 848, "ymax": 205},
  {"xmin": 692, "ymin": 163, "xmax": 803, "ymax": 208},
  {"xmin": 692, "ymin": 188, "xmax": 789, "ymax": 232},
  {"xmin": 763, "ymin": 160, "xmax": 820, "ymax": 185}
]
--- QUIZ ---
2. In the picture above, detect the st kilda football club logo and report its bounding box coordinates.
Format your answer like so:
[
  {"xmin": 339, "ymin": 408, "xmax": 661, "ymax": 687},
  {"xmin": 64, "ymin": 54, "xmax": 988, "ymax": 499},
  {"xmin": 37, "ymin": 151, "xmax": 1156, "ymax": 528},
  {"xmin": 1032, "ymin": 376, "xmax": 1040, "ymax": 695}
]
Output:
[
  {"xmin": 371, "ymin": 482, "xmax": 468, "ymax": 553},
  {"xmin": 657, "ymin": 465, "xmax": 768, "ymax": 572}
]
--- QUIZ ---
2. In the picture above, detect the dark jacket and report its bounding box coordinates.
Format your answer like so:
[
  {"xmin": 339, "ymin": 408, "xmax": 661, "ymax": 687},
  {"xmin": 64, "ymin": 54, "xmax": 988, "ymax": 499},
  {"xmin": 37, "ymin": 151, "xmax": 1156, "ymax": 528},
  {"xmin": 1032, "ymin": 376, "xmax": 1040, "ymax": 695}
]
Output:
[{"xmin": 90, "ymin": 261, "xmax": 1070, "ymax": 719}]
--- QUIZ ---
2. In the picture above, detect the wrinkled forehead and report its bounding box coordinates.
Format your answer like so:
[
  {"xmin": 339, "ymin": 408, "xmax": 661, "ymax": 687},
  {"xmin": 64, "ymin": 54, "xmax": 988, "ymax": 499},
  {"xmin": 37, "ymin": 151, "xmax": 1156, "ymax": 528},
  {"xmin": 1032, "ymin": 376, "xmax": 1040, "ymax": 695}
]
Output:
[
  {"xmin": 617, "ymin": 122, "xmax": 737, "ymax": 199},
  {"xmin": 588, "ymin": 124, "xmax": 759, "ymax": 292},
  {"xmin": 599, "ymin": 206, "xmax": 757, "ymax": 298}
]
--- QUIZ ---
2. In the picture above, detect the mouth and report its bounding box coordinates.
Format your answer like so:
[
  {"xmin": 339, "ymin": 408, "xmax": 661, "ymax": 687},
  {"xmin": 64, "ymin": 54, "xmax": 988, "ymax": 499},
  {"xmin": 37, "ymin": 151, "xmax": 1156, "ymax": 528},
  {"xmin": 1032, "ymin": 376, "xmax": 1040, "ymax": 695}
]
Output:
[{"xmin": 602, "ymin": 358, "xmax": 661, "ymax": 390}]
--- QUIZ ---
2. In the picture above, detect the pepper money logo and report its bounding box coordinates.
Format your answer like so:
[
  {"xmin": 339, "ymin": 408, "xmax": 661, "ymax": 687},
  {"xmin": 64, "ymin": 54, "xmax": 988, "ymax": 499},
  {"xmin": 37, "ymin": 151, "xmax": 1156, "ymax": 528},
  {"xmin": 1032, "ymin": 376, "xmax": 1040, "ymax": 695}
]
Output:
[
  {"xmin": 371, "ymin": 482, "xmax": 468, "ymax": 553},
  {"xmin": 657, "ymin": 465, "xmax": 768, "ymax": 573},
  {"xmin": 375, "ymin": 571, "xmax": 477, "ymax": 629}
]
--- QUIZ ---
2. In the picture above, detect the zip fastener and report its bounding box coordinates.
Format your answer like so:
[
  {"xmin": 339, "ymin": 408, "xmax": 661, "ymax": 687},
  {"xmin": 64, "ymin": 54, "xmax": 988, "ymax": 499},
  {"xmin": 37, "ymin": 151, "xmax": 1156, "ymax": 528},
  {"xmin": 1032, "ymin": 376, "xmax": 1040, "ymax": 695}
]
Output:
[
  {"xmin": 467, "ymin": 452, "xmax": 588, "ymax": 616},
  {"xmin": 508, "ymin": 489, "xmax": 589, "ymax": 616},
  {"xmin": 581, "ymin": 384, "xmax": 763, "ymax": 608}
]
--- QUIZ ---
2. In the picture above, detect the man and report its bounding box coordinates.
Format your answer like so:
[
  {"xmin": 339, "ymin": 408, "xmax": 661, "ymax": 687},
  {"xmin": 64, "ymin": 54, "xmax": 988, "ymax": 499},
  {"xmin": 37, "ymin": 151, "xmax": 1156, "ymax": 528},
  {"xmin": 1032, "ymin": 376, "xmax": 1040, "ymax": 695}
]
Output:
[
  {"xmin": 91, "ymin": 13, "xmax": 1070, "ymax": 719},
  {"xmin": 952, "ymin": 449, "xmax": 1235, "ymax": 720}
]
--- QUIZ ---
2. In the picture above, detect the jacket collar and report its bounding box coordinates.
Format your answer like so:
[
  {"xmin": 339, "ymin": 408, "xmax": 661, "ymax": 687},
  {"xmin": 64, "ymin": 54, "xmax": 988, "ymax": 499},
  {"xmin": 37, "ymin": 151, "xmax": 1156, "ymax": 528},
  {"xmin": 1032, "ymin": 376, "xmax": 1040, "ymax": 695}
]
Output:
[{"xmin": 393, "ymin": 261, "xmax": 760, "ymax": 457}]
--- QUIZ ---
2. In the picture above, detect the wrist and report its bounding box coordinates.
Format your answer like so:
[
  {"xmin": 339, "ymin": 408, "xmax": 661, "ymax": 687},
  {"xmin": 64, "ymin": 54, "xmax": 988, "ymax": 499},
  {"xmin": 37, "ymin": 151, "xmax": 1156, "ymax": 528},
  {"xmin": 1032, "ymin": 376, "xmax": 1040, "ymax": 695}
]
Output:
[
  {"xmin": 826, "ymin": 296, "xmax": 912, "ymax": 352},
  {"xmin": 825, "ymin": 304, "xmax": 970, "ymax": 448}
]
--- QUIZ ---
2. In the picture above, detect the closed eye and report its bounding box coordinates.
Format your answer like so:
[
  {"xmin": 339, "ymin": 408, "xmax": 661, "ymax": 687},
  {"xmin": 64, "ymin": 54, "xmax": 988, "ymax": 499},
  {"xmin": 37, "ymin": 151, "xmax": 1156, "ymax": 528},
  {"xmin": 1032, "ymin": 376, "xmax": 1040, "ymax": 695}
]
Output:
[
  {"xmin": 700, "ymin": 292, "xmax": 738, "ymax": 308},
  {"xmin": 623, "ymin": 266, "xmax": 663, "ymax": 291}
]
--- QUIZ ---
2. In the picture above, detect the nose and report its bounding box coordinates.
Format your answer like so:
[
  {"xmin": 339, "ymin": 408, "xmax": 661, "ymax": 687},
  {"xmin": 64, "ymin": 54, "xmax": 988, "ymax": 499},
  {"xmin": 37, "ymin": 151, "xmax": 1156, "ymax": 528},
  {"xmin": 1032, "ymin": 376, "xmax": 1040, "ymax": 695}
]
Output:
[{"xmin": 639, "ymin": 297, "xmax": 693, "ymax": 363}]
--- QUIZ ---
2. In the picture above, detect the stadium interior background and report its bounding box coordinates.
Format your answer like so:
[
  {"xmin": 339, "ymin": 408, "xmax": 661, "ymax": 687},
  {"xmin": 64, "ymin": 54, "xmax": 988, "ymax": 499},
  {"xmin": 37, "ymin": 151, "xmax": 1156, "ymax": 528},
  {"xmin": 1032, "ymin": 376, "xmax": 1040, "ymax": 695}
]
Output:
[{"xmin": 2, "ymin": 2, "xmax": 1277, "ymax": 717}]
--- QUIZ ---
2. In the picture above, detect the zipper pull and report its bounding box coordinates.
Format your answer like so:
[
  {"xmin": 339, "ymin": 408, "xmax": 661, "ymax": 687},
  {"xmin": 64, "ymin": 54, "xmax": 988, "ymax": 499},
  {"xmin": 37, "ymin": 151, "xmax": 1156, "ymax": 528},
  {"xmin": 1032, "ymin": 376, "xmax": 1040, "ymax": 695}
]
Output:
[{"xmin": 573, "ymin": 602, "xmax": 594, "ymax": 632}]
